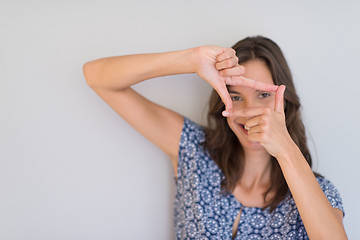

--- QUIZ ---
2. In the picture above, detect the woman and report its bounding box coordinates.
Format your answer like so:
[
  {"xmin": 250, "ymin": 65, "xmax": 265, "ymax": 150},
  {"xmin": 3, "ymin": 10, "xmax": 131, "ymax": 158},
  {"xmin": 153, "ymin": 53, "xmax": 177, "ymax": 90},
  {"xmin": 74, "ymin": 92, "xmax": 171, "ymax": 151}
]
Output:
[{"xmin": 83, "ymin": 36, "xmax": 347, "ymax": 239}]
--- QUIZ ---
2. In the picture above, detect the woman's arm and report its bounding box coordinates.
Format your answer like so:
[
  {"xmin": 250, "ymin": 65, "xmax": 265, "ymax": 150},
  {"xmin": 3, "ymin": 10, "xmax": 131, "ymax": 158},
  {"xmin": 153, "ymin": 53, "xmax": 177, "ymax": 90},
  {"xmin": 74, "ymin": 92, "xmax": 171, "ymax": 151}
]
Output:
[
  {"xmin": 231, "ymin": 86, "xmax": 347, "ymax": 239},
  {"xmin": 274, "ymin": 87, "xmax": 347, "ymax": 239},
  {"xmin": 83, "ymin": 46, "xmax": 247, "ymax": 175},
  {"xmin": 277, "ymin": 142, "xmax": 347, "ymax": 239},
  {"xmin": 83, "ymin": 49, "xmax": 195, "ymax": 91},
  {"xmin": 83, "ymin": 49, "xmax": 195, "ymax": 172}
]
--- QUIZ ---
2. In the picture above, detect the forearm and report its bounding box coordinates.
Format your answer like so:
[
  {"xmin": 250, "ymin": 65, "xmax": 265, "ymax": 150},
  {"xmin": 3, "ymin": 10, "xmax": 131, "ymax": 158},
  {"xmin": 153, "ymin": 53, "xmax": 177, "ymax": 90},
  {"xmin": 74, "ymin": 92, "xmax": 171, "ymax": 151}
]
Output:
[
  {"xmin": 83, "ymin": 48, "xmax": 196, "ymax": 90},
  {"xmin": 277, "ymin": 144, "xmax": 347, "ymax": 239}
]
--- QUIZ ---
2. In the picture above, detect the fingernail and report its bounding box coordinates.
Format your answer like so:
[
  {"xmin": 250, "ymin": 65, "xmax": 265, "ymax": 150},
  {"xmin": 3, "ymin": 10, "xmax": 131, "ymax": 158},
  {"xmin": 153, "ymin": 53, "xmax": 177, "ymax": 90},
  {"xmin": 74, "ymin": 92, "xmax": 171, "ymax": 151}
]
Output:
[{"xmin": 222, "ymin": 110, "xmax": 229, "ymax": 117}]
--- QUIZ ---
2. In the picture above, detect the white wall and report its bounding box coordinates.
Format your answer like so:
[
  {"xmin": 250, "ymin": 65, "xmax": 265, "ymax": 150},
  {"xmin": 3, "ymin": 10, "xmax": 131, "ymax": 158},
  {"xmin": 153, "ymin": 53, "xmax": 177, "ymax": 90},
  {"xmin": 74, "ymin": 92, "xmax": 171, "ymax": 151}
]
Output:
[{"xmin": 1, "ymin": 1, "xmax": 359, "ymax": 239}]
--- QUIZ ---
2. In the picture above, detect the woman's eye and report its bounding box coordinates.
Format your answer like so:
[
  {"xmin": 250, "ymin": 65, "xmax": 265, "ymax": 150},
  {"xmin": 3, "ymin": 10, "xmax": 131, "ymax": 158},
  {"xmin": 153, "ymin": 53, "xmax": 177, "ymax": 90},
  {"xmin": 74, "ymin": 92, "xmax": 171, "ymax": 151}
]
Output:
[
  {"xmin": 231, "ymin": 96, "xmax": 242, "ymax": 101},
  {"xmin": 259, "ymin": 92, "xmax": 271, "ymax": 98}
]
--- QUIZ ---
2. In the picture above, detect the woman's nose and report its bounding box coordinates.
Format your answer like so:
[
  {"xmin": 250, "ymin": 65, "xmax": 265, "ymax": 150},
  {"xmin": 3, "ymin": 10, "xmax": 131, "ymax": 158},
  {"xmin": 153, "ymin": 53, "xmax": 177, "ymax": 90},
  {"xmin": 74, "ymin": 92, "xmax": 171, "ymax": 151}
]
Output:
[{"xmin": 244, "ymin": 99, "xmax": 262, "ymax": 108}]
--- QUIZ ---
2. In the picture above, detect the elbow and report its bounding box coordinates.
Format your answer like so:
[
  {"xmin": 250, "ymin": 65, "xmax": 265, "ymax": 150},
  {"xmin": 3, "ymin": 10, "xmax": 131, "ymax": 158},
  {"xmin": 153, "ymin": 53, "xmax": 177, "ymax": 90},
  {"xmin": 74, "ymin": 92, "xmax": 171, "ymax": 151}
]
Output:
[{"xmin": 83, "ymin": 61, "xmax": 99, "ymax": 88}]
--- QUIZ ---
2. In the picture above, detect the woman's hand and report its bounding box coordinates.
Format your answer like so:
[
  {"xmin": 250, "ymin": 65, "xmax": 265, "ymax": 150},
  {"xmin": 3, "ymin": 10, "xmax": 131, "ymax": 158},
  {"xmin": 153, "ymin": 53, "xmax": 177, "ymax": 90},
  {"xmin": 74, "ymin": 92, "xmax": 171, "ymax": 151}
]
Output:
[
  {"xmin": 227, "ymin": 85, "xmax": 294, "ymax": 158},
  {"xmin": 193, "ymin": 46, "xmax": 278, "ymax": 112}
]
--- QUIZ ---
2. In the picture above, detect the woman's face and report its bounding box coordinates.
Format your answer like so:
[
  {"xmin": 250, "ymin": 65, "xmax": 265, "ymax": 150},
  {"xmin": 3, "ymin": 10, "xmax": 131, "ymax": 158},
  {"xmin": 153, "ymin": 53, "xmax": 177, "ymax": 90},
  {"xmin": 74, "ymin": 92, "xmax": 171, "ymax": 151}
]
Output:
[{"xmin": 226, "ymin": 59, "xmax": 276, "ymax": 152}]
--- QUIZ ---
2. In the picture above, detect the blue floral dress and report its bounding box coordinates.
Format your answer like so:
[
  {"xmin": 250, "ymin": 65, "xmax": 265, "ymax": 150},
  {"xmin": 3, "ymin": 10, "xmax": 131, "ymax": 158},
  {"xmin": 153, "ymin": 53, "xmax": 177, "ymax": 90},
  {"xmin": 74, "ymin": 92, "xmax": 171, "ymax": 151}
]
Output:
[{"xmin": 174, "ymin": 118, "xmax": 344, "ymax": 239}]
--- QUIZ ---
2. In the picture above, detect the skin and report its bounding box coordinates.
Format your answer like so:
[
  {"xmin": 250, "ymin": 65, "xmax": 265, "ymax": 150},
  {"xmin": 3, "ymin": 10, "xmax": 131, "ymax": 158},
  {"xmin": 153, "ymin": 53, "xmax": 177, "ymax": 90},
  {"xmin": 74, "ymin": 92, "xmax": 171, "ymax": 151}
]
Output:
[
  {"xmin": 223, "ymin": 60, "xmax": 347, "ymax": 239},
  {"xmin": 226, "ymin": 60, "xmax": 282, "ymax": 209},
  {"xmin": 83, "ymin": 46, "xmax": 347, "ymax": 239}
]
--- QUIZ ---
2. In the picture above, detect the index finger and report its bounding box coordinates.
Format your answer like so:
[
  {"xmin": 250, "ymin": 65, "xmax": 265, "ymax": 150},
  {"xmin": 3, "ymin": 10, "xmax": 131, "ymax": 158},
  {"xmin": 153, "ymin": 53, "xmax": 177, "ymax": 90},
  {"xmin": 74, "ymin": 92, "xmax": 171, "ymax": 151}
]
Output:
[
  {"xmin": 228, "ymin": 75, "xmax": 279, "ymax": 92},
  {"xmin": 223, "ymin": 106, "xmax": 264, "ymax": 118}
]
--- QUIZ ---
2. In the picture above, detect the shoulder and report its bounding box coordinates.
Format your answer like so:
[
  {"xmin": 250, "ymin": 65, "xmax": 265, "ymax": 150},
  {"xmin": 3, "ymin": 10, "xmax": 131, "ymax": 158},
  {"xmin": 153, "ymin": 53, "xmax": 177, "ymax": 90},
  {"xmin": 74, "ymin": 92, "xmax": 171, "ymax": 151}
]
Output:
[
  {"xmin": 315, "ymin": 176, "xmax": 345, "ymax": 216},
  {"xmin": 177, "ymin": 117, "xmax": 215, "ymax": 178},
  {"xmin": 315, "ymin": 176, "xmax": 341, "ymax": 197},
  {"xmin": 179, "ymin": 117, "xmax": 206, "ymax": 148}
]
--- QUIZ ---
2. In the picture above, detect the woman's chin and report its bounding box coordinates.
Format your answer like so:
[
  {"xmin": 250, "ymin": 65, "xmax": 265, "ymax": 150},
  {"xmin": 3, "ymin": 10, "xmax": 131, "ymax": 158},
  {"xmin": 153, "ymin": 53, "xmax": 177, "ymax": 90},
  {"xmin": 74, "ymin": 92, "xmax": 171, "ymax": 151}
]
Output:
[{"xmin": 241, "ymin": 140, "xmax": 265, "ymax": 152}]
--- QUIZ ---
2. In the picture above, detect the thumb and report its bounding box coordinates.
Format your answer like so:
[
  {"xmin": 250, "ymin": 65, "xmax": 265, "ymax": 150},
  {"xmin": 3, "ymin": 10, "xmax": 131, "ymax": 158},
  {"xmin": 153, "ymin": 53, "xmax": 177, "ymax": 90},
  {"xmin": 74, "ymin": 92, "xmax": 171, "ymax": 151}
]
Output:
[{"xmin": 274, "ymin": 85, "xmax": 286, "ymax": 113}]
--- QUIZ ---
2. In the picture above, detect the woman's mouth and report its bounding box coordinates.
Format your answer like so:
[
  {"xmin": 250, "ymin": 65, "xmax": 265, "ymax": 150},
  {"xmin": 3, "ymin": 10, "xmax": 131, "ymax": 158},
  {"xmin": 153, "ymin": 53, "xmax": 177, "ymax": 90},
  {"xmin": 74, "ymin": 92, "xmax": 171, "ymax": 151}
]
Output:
[{"xmin": 239, "ymin": 124, "xmax": 248, "ymax": 135}]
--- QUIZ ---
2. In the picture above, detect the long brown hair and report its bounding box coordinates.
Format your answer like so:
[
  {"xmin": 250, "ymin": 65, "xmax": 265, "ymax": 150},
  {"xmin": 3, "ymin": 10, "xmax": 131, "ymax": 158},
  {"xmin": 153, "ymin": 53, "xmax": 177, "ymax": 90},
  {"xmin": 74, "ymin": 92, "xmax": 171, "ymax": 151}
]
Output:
[{"xmin": 203, "ymin": 36, "xmax": 318, "ymax": 211}]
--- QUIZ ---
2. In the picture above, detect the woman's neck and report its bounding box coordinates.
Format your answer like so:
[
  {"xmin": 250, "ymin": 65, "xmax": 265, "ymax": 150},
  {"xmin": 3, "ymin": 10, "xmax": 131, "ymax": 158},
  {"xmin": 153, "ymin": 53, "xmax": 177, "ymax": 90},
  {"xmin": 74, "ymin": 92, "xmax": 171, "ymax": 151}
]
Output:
[
  {"xmin": 232, "ymin": 149, "xmax": 275, "ymax": 208},
  {"xmin": 240, "ymin": 150, "xmax": 272, "ymax": 190}
]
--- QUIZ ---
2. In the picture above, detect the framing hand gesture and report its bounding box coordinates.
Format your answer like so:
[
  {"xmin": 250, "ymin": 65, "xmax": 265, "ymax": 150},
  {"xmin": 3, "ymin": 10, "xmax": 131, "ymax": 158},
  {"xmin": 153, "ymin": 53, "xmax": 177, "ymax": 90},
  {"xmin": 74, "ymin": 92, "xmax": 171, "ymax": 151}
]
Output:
[
  {"xmin": 225, "ymin": 85, "xmax": 292, "ymax": 158},
  {"xmin": 194, "ymin": 46, "xmax": 279, "ymax": 112}
]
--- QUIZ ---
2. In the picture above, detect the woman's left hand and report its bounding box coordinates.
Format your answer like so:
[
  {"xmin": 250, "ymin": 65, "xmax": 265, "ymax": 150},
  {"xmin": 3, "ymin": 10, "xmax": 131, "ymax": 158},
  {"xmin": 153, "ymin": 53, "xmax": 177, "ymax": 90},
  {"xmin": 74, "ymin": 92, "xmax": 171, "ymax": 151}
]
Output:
[{"xmin": 229, "ymin": 85, "xmax": 295, "ymax": 158}]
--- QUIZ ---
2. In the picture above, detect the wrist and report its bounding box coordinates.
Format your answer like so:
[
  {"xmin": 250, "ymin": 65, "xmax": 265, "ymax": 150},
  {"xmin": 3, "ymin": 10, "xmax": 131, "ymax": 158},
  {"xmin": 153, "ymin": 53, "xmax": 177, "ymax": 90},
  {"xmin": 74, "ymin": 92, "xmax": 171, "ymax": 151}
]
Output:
[
  {"xmin": 275, "ymin": 140, "xmax": 301, "ymax": 162},
  {"xmin": 188, "ymin": 46, "xmax": 201, "ymax": 74},
  {"xmin": 176, "ymin": 47, "xmax": 198, "ymax": 74}
]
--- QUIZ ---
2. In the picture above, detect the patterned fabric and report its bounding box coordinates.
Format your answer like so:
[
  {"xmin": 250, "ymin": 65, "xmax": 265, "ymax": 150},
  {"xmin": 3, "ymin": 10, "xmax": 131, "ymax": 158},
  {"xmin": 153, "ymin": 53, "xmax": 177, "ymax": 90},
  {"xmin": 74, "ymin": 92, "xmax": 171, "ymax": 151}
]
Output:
[{"xmin": 174, "ymin": 117, "xmax": 344, "ymax": 240}]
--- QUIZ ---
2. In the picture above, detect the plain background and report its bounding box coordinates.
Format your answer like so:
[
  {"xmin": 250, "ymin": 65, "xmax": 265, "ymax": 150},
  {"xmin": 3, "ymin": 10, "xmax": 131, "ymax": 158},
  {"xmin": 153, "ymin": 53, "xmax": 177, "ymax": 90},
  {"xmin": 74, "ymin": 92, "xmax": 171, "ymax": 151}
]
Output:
[{"xmin": 1, "ymin": 1, "xmax": 359, "ymax": 239}]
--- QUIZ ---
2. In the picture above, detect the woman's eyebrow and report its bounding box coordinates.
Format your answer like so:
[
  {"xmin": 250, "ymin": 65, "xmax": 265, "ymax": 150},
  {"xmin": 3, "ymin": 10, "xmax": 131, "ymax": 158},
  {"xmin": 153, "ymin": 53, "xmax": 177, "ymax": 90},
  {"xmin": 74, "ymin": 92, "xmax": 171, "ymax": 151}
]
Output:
[{"xmin": 229, "ymin": 90, "xmax": 241, "ymax": 94}]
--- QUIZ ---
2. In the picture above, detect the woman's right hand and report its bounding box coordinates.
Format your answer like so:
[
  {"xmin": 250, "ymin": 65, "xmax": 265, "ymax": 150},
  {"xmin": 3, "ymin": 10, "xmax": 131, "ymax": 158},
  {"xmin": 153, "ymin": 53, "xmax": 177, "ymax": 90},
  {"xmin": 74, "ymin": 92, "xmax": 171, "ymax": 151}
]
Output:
[{"xmin": 193, "ymin": 46, "xmax": 278, "ymax": 115}]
